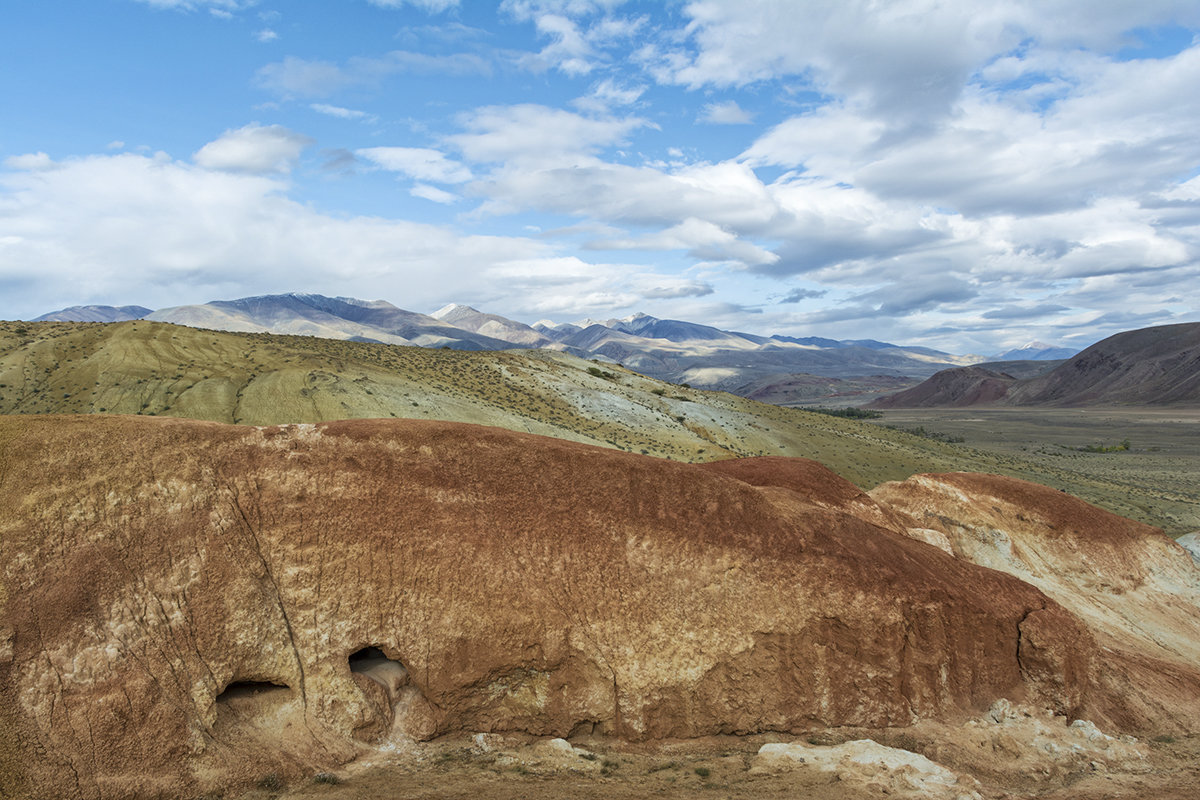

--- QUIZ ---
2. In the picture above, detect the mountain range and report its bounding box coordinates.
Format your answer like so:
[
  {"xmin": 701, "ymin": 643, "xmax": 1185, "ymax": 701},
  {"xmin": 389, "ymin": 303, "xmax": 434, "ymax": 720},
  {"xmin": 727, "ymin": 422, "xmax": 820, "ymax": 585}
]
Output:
[
  {"xmin": 31, "ymin": 292, "xmax": 1022, "ymax": 395},
  {"xmin": 871, "ymin": 322, "xmax": 1200, "ymax": 407}
]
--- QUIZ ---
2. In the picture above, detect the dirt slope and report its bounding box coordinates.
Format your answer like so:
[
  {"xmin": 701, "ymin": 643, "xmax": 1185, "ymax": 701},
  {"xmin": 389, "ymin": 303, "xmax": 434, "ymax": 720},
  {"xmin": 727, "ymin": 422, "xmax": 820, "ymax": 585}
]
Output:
[
  {"xmin": 871, "ymin": 472, "xmax": 1200, "ymax": 732},
  {"xmin": 1, "ymin": 415, "xmax": 1114, "ymax": 800}
]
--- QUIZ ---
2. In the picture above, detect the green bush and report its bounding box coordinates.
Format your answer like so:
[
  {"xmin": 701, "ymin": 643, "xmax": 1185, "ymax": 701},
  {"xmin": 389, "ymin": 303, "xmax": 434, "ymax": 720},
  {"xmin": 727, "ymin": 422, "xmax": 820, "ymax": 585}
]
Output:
[{"xmin": 807, "ymin": 406, "xmax": 883, "ymax": 419}]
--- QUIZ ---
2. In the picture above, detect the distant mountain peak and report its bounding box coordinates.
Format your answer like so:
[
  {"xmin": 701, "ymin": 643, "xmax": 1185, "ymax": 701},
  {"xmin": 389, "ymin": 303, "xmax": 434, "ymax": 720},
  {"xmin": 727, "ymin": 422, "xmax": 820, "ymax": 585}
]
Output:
[
  {"xmin": 993, "ymin": 340, "xmax": 1079, "ymax": 361},
  {"xmin": 431, "ymin": 302, "xmax": 479, "ymax": 319}
]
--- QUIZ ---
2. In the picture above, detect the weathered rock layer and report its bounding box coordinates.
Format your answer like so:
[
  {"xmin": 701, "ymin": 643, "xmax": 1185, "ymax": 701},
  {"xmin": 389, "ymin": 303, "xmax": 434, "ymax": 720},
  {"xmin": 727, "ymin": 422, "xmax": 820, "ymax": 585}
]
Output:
[{"xmin": 0, "ymin": 415, "xmax": 1184, "ymax": 798}]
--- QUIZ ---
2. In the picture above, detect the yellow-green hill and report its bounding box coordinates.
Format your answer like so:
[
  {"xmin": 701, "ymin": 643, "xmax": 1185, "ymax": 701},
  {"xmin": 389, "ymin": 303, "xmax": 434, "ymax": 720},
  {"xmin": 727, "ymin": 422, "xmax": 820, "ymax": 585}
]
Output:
[{"xmin": 0, "ymin": 319, "xmax": 1190, "ymax": 530}]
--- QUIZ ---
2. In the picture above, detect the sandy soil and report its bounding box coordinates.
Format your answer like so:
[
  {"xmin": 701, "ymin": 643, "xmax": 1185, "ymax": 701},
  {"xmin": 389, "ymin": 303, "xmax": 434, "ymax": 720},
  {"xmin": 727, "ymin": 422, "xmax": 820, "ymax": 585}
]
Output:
[{"xmin": 233, "ymin": 730, "xmax": 1200, "ymax": 800}]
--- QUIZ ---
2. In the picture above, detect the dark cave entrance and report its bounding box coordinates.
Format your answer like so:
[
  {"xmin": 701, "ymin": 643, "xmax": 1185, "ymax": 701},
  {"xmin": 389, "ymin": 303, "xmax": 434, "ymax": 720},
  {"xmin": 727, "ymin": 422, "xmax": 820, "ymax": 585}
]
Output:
[
  {"xmin": 348, "ymin": 645, "xmax": 411, "ymax": 701},
  {"xmin": 215, "ymin": 679, "xmax": 291, "ymax": 703}
]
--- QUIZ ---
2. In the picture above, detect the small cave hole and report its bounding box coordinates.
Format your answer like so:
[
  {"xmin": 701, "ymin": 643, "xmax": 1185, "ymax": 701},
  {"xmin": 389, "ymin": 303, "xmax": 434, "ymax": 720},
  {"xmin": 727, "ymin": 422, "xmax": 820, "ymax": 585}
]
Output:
[
  {"xmin": 216, "ymin": 679, "xmax": 291, "ymax": 703},
  {"xmin": 349, "ymin": 645, "xmax": 410, "ymax": 702}
]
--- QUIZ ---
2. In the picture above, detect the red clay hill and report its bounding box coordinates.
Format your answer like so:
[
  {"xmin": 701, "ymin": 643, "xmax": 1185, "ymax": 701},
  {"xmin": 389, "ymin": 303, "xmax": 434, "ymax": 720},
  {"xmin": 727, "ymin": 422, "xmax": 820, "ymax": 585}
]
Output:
[{"xmin": 1, "ymin": 415, "xmax": 1197, "ymax": 799}]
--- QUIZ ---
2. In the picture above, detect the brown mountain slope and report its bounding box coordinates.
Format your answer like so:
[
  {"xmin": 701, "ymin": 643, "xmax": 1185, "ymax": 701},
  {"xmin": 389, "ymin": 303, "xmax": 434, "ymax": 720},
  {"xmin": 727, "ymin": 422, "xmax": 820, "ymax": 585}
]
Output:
[
  {"xmin": 872, "ymin": 322, "xmax": 1200, "ymax": 408},
  {"xmin": 0, "ymin": 414, "xmax": 1130, "ymax": 800},
  {"xmin": 1006, "ymin": 322, "xmax": 1200, "ymax": 406},
  {"xmin": 868, "ymin": 366, "xmax": 1018, "ymax": 408}
]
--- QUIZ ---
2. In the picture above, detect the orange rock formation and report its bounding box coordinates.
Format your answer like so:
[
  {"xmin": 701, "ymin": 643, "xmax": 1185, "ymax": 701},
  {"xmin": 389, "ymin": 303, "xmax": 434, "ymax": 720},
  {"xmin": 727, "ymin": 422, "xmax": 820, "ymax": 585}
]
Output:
[{"xmin": 0, "ymin": 416, "xmax": 1193, "ymax": 799}]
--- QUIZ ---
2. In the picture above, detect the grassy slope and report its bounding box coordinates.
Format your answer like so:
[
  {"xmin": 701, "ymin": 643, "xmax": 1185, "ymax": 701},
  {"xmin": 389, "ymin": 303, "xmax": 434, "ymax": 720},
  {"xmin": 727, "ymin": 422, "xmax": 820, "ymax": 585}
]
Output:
[{"xmin": 0, "ymin": 319, "xmax": 1187, "ymax": 531}]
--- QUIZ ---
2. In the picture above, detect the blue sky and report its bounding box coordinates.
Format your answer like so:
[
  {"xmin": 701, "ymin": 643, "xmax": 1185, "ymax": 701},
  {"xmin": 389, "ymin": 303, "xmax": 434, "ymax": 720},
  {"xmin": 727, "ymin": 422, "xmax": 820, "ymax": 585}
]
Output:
[{"xmin": 3, "ymin": 0, "xmax": 1200, "ymax": 353}]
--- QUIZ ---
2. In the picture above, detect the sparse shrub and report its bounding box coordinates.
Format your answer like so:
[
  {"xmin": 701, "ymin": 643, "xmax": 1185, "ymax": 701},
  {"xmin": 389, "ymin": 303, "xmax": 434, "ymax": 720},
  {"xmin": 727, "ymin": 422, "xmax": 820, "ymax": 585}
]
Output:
[
  {"xmin": 807, "ymin": 406, "xmax": 883, "ymax": 419},
  {"xmin": 885, "ymin": 424, "xmax": 964, "ymax": 443},
  {"xmin": 694, "ymin": 766, "xmax": 710, "ymax": 778},
  {"xmin": 257, "ymin": 772, "xmax": 284, "ymax": 791},
  {"xmin": 651, "ymin": 388, "xmax": 666, "ymax": 396},
  {"xmin": 1078, "ymin": 439, "xmax": 1131, "ymax": 453},
  {"xmin": 312, "ymin": 772, "xmax": 341, "ymax": 784},
  {"xmin": 579, "ymin": 752, "xmax": 598, "ymax": 761}
]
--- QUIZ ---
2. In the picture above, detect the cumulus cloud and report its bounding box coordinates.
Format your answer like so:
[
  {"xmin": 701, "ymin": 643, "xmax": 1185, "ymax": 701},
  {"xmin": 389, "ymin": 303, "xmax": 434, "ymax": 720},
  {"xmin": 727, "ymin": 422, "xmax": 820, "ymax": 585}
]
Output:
[
  {"xmin": 651, "ymin": 0, "xmax": 1200, "ymax": 121},
  {"xmin": 698, "ymin": 100, "xmax": 754, "ymax": 124},
  {"xmin": 309, "ymin": 103, "xmax": 375, "ymax": 122},
  {"xmin": 573, "ymin": 78, "xmax": 645, "ymax": 113},
  {"xmin": 4, "ymin": 152, "xmax": 55, "ymax": 171},
  {"xmin": 411, "ymin": 184, "xmax": 460, "ymax": 204},
  {"xmin": 504, "ymin": 0, "xmax": 646, "ymax": 76},
  {"xmin": 0, "ymin": 151, "xmax": 643, "ymax": 320},
  {"xmin": 449, "ymin": 104, "xmax": 646, "ymax": 165},
  {"xmin": 589, "ymin": 217, "xmax": 778, "ymax": 266},
  {"xmin": 358, "ymin": 147, "xmax": 473, "ymax": 183},
  {"xmin": 193, "ymin": 124, "xmax": 313, "ymax": 174}
]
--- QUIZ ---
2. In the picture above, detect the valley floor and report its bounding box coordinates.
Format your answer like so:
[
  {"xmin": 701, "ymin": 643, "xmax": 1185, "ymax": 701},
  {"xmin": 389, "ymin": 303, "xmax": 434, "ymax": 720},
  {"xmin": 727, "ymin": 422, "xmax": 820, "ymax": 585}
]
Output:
[
  {"xmin": 863, "ymin": 407, "xmax": 1200, "ymax": 536},
  {"xmin": 239, "ymin": 729, "xmax": 1200, "ymax": 800}
]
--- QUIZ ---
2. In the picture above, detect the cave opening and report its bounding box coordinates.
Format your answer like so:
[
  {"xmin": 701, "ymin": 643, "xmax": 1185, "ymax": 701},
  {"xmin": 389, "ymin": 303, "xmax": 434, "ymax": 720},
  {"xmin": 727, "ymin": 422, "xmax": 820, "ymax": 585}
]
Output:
[
  {"xmin": 349, "ymin": 645, "xmax": 411, "ymax": 702},
  {"xmin": 216, "ymin": 679, "xmax": 291, "ymax": 703}
]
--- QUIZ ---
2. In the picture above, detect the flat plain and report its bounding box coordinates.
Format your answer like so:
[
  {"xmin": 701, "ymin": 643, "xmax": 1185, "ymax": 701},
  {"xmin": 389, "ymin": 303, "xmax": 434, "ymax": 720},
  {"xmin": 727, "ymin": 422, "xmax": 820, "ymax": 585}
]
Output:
[{"xmin": 865, "ymin": 407, "xmax": 1200, "ymax": 537}]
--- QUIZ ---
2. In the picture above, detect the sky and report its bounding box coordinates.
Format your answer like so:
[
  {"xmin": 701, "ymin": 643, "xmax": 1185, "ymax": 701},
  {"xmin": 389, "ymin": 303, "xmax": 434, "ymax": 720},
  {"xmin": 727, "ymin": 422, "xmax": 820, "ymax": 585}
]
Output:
[{"xmin": 2, "ymin": 0, "xmax": 1200, "ymax": 354}]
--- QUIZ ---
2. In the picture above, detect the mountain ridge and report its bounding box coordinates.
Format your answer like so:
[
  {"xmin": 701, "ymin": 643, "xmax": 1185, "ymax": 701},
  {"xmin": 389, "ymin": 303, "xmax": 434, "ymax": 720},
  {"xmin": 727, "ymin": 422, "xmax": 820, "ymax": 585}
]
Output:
[
  {"xmin": 27, "ymin": 293, "xmax": 979, "ymax": 389},
  {"xmin": 871, "ymin": 322, "xmax": 1200, "ymax": 408}
]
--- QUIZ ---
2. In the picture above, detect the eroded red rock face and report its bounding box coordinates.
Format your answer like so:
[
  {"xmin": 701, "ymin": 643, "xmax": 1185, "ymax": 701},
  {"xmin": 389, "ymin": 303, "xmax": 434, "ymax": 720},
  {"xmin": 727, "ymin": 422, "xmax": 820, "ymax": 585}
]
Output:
[
  {"xmin": 871, "ymin": 472, "xmax": 1200, "ymax": 733},
  {"xmin": 0, "ymin": 417, "xmax": 1107, "ymax": 799}
]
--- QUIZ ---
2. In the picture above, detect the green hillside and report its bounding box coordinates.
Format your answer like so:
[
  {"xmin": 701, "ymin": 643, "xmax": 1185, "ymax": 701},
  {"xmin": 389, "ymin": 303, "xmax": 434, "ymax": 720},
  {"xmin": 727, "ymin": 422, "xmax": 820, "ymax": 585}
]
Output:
[{"xmin": 0, "ymin": 319, "xmax": 1191, "ymax": 531}]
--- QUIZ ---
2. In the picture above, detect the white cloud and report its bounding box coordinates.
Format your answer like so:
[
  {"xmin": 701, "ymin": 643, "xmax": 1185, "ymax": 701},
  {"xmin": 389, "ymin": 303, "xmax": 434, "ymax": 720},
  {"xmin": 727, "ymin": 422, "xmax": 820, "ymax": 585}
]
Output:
[
  {"xmin": 193, "ymin": 124, "xmax": 313, "ymax": 174},
  {"xmin": 698, "ymin": 100, "xmax": 753, "ymax": 125},
  {"xmin": 255, "ymin": 28, "xmax": 278, "ymax": 42},
  {"xmin": 573, "ymin": 78, "xmax": 645, "ymax": 113},
  {"xmin": 449, "ymin": 104, "xmax": 646, "ymax": 165},
  {"xmin": 590, "ymin": 217, "xmax": 778, "ymax": 266},
  {"xmin": 653, "ymin": 0, "xmax": 1200, "ymax": 122},
  {"xmin": 255, "ymin": 51, "xmax": 491, "ymax": 98},
  {"xmin": 411, "ymin": 184, "xmax": 460, "ymax": 203},
  {"xmin": 255, "ymin": 57, "xmax": 350, "ymax": 98},
  {"xmin": 368, "ymin": 0, "xmax": 460, "ymax": 10},
  {"xmin": 4, "ymin": 152, "xmax": 55, "ymax": 171},
  {"xmin": 309, "ymin": 103, "xmax": 375, "ymax": 122},
  {"xmin": 133, "ymin": 0, "xmax": 252, "ymax": 12},
  {"xmin": 504, "ymin": 0, "xmax": 644, "ymax": 76},
  {"xmin": 358, "ymin": 146, "xmax": 473, "ymax": 183},
  {"xmin": 0, "ymin": 151, "xmax": 599, "ymax": 319},
  {"xmin": 629, "ymin": 274, "xmax": 715, "ymax": 299}
]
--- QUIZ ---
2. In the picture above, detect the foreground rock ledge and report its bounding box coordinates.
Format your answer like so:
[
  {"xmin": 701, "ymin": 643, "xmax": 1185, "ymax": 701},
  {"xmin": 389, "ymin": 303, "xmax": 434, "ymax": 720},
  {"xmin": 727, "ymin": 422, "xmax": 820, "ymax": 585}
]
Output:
[{"xmin": 0, "ymin": 415, "xmax": 1186, "ymax": 799}]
